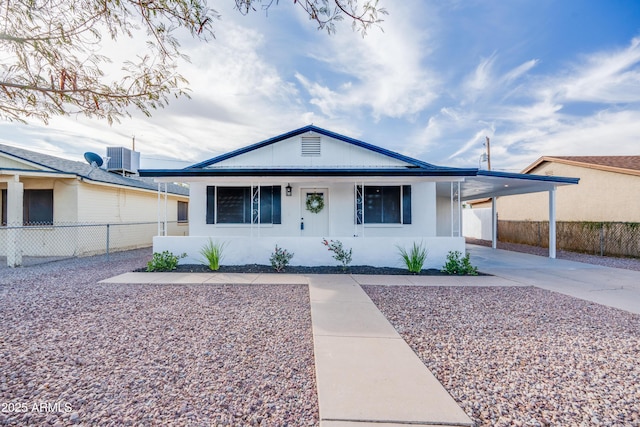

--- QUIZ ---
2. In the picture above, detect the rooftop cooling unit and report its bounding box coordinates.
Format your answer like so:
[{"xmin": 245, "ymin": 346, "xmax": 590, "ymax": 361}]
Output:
[{"xmin": 106, "ymin": 147, "xmax": 140, "ymax": 175}]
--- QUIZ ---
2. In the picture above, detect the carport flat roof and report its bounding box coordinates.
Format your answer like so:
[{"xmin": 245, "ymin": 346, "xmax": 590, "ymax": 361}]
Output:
[{"xmin": 459, "ymin": 170, "xmax": 578, "ymax": 201}]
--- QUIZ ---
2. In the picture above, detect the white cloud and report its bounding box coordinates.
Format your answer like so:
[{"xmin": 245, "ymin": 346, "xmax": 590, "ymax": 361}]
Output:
[
  {"xmin": 464, "ymin": 53, "xmax": 497, "ymax": 95},
  {"xmin": 294, "ymin": 2, "xmax": 440, "ymax": 121},
  {"xmin": 558, "ymin": 37, "xmax": 640, "ymax": 103}
]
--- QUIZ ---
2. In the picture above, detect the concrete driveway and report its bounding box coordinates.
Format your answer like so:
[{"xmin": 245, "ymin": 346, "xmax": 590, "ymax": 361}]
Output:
[{"xmin": 467, "ymin": 244, "xmax": 640, "ymax": 314}]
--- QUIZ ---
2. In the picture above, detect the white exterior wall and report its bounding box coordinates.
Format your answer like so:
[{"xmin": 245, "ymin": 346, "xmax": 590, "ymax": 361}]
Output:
[
  {"xmin": 436, "ymin": 196, "xmax": 452, "ymax": 236},
  {"xmin": 463, "ymin": 207, "xmax": 493, "ymax": 240},
  {"xmin": 154, "ymin": 235, "xmax": 465, "ymax": 269},
  {"xmin": 188, "ymin": 181, "xmax": 437, "ymax": 238},
  {"xmin": 212, "ymin": 133, "xmax": 409, "ymax": 169}
]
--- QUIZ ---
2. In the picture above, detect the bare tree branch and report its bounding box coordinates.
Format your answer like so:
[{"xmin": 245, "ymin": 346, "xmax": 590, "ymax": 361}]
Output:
[{"xmin": 0, "ymin": 0, "xmax": 386, "ymax": 124}]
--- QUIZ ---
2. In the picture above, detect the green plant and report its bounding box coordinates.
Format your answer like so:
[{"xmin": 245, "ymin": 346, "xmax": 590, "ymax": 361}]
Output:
[
  {"xmin": 397, "ymin": 241, "xmax": 428, "ymax": 274},
  {"xmin": 270, "ymin": 245, "xmax": 294, "ymax": 272},
  {"xmin": 322, "ymin": 238, "xmax": 352, "ymax": 271},
  {"xmin": 147, "ymin": 251, "xmax": 186, "ymax": 272},
  {"xmin": 200, "ymin": 239, "xmax": 227, "ymax": 271},
  {"xmin": 441, "ymin": 250, "xmax": 478, "ymax": 276}
]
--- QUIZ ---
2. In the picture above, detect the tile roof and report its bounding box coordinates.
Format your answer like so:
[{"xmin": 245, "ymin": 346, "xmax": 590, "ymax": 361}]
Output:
[{"xmin": 0, "ymin": 143, "xmax": 189, "ymax": 196}]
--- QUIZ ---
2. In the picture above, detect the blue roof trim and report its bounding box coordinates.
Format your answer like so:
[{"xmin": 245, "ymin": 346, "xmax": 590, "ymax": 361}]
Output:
[
  {"xmin": 477, "ymin": 170, "xmax": 580, "ymax": 184},
  {"xmin": 187, "ymin": 125, "xmax": 437, "ymax": 169},
  {"xmin": 0, "ymin": 167, "xmax": 74, "ymax": 175},
  {"xmin": 139, "ymin": 167, "xmax": 478, "ymax": 177}
]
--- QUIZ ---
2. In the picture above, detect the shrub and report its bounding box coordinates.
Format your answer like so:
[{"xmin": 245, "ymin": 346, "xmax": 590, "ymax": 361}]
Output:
[
  {"xmin": 147, "ymin": 250, "xmax": 186, "ymax": 272},
  {"xmin": 441, "ymin": 250, "xmax": 478, "ymax": 276},
  {"xmin": 322, "ymin": 238, "xmax": 352, "ymax": 271},
  {"xmin": 270, "ymin": 245, "xmax": 294, "ymax": 272},
  {"xmin": 397, "ymin": 241, "xmax": 428, "ymax": 274},
  {"xmin": 200, "ymin": 239, "xmax": 227, "ymax": 271}
]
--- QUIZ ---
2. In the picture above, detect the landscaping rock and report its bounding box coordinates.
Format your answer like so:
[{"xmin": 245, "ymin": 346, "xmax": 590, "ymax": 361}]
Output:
[
  {"xmin": 364, "ymin": 285, "xmax": 640, "ymax": 427},
  {"xmin": 0, "ymin": 249, "xmax": 319, "ymax": 426}
]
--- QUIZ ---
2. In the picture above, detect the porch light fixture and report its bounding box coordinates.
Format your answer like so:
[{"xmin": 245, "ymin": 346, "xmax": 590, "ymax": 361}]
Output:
[{"xmin": 286, "ymin": 183, "xmax": 292, "ymax": 196}]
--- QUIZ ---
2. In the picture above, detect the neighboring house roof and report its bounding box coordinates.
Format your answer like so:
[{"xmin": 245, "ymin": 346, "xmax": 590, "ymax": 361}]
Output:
[
  {"xmin": 0, "ymin": 143, "xmax": 189, "ymax": 196},
  {"xmin": 523, "ymin": 156, "xmax": 640, "ymax": 177}
]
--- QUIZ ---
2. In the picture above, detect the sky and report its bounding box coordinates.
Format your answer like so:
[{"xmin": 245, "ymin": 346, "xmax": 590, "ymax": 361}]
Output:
[{"xmin": 1, "ymin": 0, "xmax": 640, "ymax": 172}]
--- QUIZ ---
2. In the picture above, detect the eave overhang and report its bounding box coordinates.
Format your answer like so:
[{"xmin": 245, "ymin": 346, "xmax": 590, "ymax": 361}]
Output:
[{"xmin": 139, "ymin": 167, "xmax": 479, "ymax": 178}]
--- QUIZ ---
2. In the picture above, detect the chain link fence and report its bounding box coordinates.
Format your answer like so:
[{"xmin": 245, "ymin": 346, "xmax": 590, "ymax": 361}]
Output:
[
  {"xmin": 0, "ymin": 221, "xmax": 186, "ymax": 267},
  {"xmin": 498, "ymin": 220, "xmax": 640, "ymax": 258}
]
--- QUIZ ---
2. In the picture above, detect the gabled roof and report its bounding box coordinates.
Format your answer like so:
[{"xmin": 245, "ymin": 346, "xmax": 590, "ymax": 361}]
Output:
[
  {"xmin": 0, "ymin": 144, "xmax": 189, "ymax": 196},
  {"xmin": 187, "ymin": 125, "xmax": 437, "ymax": 170},
  {"xmin": 523, "ymin": 156, "xmax": 640, "ymax": 177},
  {"xmin": 141, "ymin": 125, "xmax": 479, "ymax": 177},
  {"xmin": 138, "ymin": 126, "xmax": 579, "ymax": 200}
]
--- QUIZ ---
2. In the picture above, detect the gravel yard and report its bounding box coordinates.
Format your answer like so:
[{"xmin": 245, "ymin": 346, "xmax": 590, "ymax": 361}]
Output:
[
  {"xmin": 364, "ymin": 285, "xmax": 640, "ymax": 427},
  {"xmin": 0, "ymin": 249, "xmax": 318, "ymax": 426}
]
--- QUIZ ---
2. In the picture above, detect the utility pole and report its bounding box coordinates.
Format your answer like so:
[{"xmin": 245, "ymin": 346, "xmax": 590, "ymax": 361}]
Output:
[{"xmin": 485, "ymin": 136, "xmax": 491, "ymax": 171}]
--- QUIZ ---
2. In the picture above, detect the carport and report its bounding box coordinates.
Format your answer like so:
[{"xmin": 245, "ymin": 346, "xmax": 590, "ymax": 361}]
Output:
[{"xmin": 459, "ymin": 170, "xmax": 579, "ymax": 258}]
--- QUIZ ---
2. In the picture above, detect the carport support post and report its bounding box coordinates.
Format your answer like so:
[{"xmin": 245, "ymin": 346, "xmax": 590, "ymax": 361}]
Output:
[
  {"xmin": 549, "ymin": 186, "xmax": 557, "ymax": 259},
  {"xmin": 491, "ymin": 197, "xmax": 498, "ymax": 249},
  {"xmin": 6, "ymin": 176, "xmax": 24, "ymax": 267}
]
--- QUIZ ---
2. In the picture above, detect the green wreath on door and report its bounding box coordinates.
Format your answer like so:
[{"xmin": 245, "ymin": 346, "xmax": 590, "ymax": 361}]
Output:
[{"xmin": 306, "ymin": 193, "xmax": 324, "ymax": 213}]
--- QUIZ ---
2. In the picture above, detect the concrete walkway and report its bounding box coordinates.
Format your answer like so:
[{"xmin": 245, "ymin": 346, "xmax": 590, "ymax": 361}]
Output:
[
  {"xmin": 101, "ymin": 249, "xmax": 640, "ymax": 426},
  {"xmin": 308, "ymin": 274, "xmax": 472, "ymax": 427}
]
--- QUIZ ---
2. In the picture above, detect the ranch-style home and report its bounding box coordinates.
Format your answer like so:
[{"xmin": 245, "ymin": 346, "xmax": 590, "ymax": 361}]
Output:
[
  {"xmin": 0, "ymin": 143, "xmax": 189, "ymax": 266},
  {"xmin": 140, "ymin": 125, "xmax": 579, "ymax": 267}
]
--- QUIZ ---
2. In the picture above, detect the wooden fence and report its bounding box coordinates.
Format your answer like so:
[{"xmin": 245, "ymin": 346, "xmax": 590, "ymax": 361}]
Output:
[{"xmin": 498, "ymin": 221, "xmax": 640, "ymax": 258}]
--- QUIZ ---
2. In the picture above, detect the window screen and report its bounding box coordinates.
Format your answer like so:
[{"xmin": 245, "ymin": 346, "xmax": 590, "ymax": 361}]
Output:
[
  {"xmin": 206, "ymin": 186, "xmax": 281, "ymax": 224},
  {"xmin": 356, "ymin": 185, "xmax": 411, "ymax": 224},
  {"xmin": 23, "ymin": 189, "xmax": 54, "ymax": 225}
]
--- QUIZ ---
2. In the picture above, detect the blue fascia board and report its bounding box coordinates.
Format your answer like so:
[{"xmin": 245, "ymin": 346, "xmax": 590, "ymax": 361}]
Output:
[
  {"xmin": 187, "ymin": 125, "xmax": 437, "ymax": 169},
  {"xmin": 477, "ymin": 169, "xmax": 580, "ymax": 184},
  {"xmin": 139, "ymin": 167, "xmax": 478, "ymax": 178},
  {"xmin": 0, "ymin": 167, "xmax": 73, "ymax": 175}
]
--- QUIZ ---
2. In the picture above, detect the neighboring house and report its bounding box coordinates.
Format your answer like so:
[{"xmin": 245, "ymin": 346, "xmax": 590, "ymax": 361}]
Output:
[
  {"xmin": 464, "ymin": 156, "xmax": 640, "ymax": 257},
  {"xmin": 486, "ymin": 156, "xmax": 640, "ymax": 222},
  {"xmin": 0, "ymin": 144, "xmax": 189, "ymax": 266},
  {"xmin": 140, "ymin": 125, "xmax": 578, "ymax": 267}
]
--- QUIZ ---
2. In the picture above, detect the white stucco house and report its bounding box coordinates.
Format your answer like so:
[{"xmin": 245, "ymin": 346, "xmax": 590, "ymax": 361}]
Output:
[{"xmin": 140, "ymin": 126, "xmax": 579, "ymax": 267}]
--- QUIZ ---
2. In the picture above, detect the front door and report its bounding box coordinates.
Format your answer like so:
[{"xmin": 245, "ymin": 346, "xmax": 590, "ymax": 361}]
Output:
[{"xmin": 301, "ymin": 188, "xmax": 329, "ymax": 236}]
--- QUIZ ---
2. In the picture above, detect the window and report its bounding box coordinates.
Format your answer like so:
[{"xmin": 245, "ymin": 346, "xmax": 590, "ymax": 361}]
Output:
[
  {"xmin": 24, "ymin": 190, "xmax": 54, "ymax": 225},
  {"xmin": 1, "ymin": 189, "xmax": 54, "ymax": 226},
  {"xmin": 177, "ymin": 201, "xmax": 188, "ymax": 223},
  {"xmin": 356, "ymin": 185, "xmax": 411, "ymax": 224},
  {"xmin": 206, "ymin": 186, "xmax": 281, "ymax": 225},
  {"xmin": 1, "ymin": 189, "xmax": 6, "ymax": 226}
]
